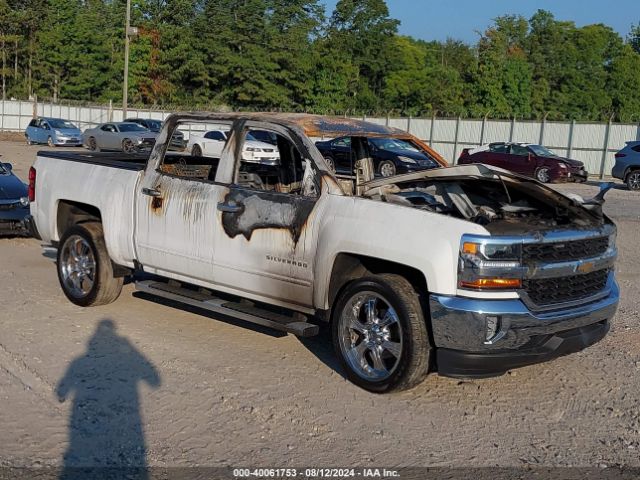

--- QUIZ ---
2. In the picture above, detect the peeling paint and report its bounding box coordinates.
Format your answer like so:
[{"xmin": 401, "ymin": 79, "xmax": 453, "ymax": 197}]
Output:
[{"xmin": 221, "ymin": 189, "xmax": 315, "ymax": 243}]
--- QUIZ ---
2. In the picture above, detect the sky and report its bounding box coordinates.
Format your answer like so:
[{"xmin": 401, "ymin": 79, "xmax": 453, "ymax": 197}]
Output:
[{"xmin": 320, "ymin": 0, "xmax": 638, "ymax": 43}]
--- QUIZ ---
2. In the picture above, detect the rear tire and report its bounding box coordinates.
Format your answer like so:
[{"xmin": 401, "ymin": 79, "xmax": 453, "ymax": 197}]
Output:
[
  {"xmin": 626, "ymin": 171, "xmax": 640, "ymax": 191},
  {"xmin": 57, "ymin": 223, "xmax": 123, "ymax": 307},
  {"xmin": 87, "ymin": 137, "xmax": 99, "ymax": 152},
  {"xmin": 331, "ymin": 274, "xmax": 431, "ymax": 393}
]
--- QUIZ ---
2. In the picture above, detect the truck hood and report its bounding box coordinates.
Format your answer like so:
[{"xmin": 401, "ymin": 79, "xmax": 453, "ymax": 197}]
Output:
[
  {"xmin": 359, "ymin": 163, "xmax": 606, "ymax": 235},
  {"xmin": 0, "ymin": 173, "xmax": 28, "ymax": 200}
]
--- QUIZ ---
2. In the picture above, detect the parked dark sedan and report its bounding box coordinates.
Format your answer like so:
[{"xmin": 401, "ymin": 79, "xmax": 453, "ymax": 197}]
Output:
[
  {"xmin": 0, "ymin": 160, "xmax": 32, "ymax": 236},
  {"xmin": 315, "ymin": 136, "xmax": 440, "ymax": 177},
  {"xmin": 458, "ymin": 142, "xmax": 587, "ymax": 183}
]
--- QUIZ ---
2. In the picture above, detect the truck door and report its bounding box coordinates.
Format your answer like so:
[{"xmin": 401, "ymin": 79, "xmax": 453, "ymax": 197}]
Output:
[
  {"xmin": 134, "ymin": 120, "xmax": 231, "ymax": 279},
  {"xmin": 211, "ymin": 122, "xmax": 322, "ymax": 308}
]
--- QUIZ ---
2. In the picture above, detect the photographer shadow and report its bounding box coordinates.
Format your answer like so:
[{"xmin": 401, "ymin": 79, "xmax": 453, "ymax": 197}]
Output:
[{"xmin": 56, "ymin": 319, "xmax": 160, "ymax": 480}]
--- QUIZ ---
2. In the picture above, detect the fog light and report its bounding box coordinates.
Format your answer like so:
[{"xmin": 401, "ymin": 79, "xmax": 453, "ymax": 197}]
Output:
[{"xmin": 484, "ymin": 315, "xmax": 500, "ymax": 343}]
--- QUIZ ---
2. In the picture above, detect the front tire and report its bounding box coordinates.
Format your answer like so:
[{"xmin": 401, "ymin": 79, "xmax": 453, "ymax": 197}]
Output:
[
  {"xmin": 122, "ymin": 138, "xmax": 136, "ymax": 154},
  {"xmin": 535, "ymin": 167, "xmax": 550, "ymax": 183},
  {"xmin": 47, "ymin": 136, "xmax": 54, "ymax": 147},
  {"xmin": 191, "ymin": 144, "xmax": 203, "ymax": 157},
  {"xmin": 626, "ymin": 171, "xmax": 640, "ymax": 191},
  {"xmin": 25, "ymin": 135, "xmax": 33, "ymax": 145},
  {"xmin": 379, "ymin": 160, "xmax": 396, "ymax": 177},
  {"xmin": 331, "ymin": 274, "xmax": 431, "ymax": 393},
  {"xmin": 324, "ymin": 156, "xmax": 336, "ymax": 172},
  {"xmin": 57, "ymin": 223, "xmax": 123, "ymax": 307}
]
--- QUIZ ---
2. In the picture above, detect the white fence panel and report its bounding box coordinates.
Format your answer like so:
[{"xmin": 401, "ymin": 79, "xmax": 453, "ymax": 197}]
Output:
[
  {"xmin": 2, "ymin": 99, "xmax": 640, "ymax": 177},
  {"xmin": 458, "ymin": 119, "xmax": 482, "ymax": 144},
  {"xmin": 512, "ymin": 121, "xmax": 540, "ymax": 143},
  {"xmin": 484, "ymin": 120, "xmax": 511, "ymax": 143},
  {"xmin": 409, "ymin": 118, "xmax": 431, "ymax": 140},
  {"xmin": 544, "ymin": 122, "xmax": 571, "ymax": 150},
  {"xmin": 388, "ymin": 118, "xmax": 409, "ymax": 131},
  {"xmin": 573, "ymin": 123, "xmax": 606, "ymax": 150}
]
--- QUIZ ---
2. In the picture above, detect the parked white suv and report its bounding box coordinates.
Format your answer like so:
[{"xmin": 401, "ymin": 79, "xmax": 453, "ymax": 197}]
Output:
[{"xmin": 187, "ymin": 129, "xmax": 280, "ymax": 165}]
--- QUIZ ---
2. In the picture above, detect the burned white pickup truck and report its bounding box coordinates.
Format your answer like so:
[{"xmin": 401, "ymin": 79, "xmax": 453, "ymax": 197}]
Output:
[{"xmin": 29, "ymin": 113, "xmax": 619, "ymax": 392}]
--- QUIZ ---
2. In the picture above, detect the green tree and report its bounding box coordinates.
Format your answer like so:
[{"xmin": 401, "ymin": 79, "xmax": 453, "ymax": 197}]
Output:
[
  {"xmin": 326, "ymin": 0, "xmax": 399, "ymax": 111},
  {"xmin": 609, "ymin": 44, "xmax": 640, "ymax": 121}
]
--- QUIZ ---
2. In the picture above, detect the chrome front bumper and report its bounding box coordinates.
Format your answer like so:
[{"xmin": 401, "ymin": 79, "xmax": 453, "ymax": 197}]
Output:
[{"xmin": 429, "ymin": 275, "xmax": 619, "ymax": 378}]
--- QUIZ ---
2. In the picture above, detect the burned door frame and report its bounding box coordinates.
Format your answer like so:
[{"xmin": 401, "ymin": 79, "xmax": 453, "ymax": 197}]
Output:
[
  {"xmin": 211, "ymin": 120, "xmax": 325, "ymax": 308},
  {"xmin": 134, "ymin": 119, "xmax": 234, "ymax": 281}
]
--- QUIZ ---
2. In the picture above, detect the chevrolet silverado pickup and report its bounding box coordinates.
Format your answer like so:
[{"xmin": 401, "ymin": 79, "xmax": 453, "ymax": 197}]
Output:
[{"xmin": 29, "ymin": 113, "xmax": 619, "ymax": 393}]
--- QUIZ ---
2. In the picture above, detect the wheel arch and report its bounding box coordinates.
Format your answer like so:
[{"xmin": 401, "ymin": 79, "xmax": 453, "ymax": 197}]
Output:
[
  {"xmin": 625, "ymin": 165, "xmax": 640, "ymax": 179},
  {"xmin": 325, "ymin": 252, "xmax": 429, "ymax": 323},
  {"xmin": 56, "ymin": 200, "xmax": 102, "ymax": 241}
]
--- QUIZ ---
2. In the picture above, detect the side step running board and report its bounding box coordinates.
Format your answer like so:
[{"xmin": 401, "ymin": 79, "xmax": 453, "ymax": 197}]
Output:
[{"xmin": 135, "ymin": 280, "xmax": 319, "ymax": 337}]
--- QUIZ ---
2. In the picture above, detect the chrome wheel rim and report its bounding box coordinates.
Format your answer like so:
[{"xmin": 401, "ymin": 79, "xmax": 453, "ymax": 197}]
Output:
[
  {"xmin": 48, "ymin": 137, "xmax": 53, "ymax": 147},
  {"xmin": 338, "ymin": 292, "xmax": 403, "ymax": 381},
  {"xmin": 60, "ymin": 235, "xmax": 96, "ymax": 298},
  {"xmin": 192, "ymin": 146, "xmax": 202, "ymax": 157},
  {"xmin": 380, "ymin": 162, "xmax": 395, "ymax": 177},
  {"xmin": 89, "ymin": 138, "xmax": 97, "ymax": 151},
  {"xmin": 537, "ymin": 168, "xmax": 550, "ymax": 183},
  {"xmin": 123, "ymin": 140, "xmax": 135, "ymax": 153},
  {"xmin": 325, "ymin": 157, "xmax": 335, "ymax": 172},
  {"xmin": 629, "ymin": 173, "xmax": 640, "ymax": 190}
]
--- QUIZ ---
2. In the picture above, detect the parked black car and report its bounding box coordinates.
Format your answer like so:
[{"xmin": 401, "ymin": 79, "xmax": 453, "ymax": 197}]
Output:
[
  {"xmin": 0, "ymin": 160, "xmax": 32, "ymax": 236},
  {"xmin": 124, "ymin": 118, "xmax": 186, "ymax": 150},
  {"xmin": 315, "ymin": 136, "xmax": 440, "ymax": 177}
]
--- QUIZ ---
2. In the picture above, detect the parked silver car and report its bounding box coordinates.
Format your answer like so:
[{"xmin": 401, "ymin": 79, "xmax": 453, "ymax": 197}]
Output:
[{"xmin": 82, "ymin": 122, "xmax": 157, "ymax": 153}]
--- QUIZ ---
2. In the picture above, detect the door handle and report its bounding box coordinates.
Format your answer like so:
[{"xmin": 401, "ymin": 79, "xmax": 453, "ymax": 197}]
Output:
[
  {"xmin": 217, "ymin": 202, "xmax": 243, "ymax": 213},
  {"xmin": 142, "ymin": 187, "xmax": 161, "ymax": 197}
]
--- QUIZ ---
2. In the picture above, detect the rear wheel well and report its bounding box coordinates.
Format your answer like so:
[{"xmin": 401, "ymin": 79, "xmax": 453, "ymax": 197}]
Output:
[
  {"xmin": 327, "ymin": 253, "xmax": 429, "ymax": 315},
  {"xmin": 625, "ymin": 166, "xmax": 640, "ymax": 178},
  {"xmin": 56, "ymin": 200, "xmax": 102, "ymax": 240}
]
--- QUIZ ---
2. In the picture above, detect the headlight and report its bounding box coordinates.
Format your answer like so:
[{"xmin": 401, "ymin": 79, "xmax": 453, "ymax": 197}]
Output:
[
  {"xmin": 245, "ymin": 147, "xmax": 262, "ymax": 152},
  {"xmin": 459, "ymin": 238, "xmax": 523, "ymax": 290},
  {"xmin": 55, "ymin": 130, "xmax": 62, "ymax": 135},
  {"xmin": 558, "ymin": 163, "xmax": 568, "ymax": 170},
  {"xmin": 19, "ymin": 197, "xmax": 29, "ymax": 207},
  {"xmin": 397, "ymin": 156, "xmax": 417, "ymax": 164}
]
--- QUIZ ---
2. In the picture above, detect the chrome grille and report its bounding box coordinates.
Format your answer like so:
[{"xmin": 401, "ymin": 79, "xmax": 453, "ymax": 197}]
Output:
[
  {"xmin": 523, "ymin": 237, "xmax": 608, "ymax": 263},
  {"xmin": 523, "ymin": 269, "xmax": 610, "ymax": 306}
]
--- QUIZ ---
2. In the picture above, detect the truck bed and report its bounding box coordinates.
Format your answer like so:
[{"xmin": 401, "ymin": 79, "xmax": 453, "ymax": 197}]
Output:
[{"xmin": 37, "ymin": 150, "xmax": 148, "ymax": 171}]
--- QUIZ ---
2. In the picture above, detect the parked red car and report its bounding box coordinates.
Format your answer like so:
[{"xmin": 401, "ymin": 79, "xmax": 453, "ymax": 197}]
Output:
[{"xmin": 458, "ymin": 142, "xmax": 588, "ymax": 183}]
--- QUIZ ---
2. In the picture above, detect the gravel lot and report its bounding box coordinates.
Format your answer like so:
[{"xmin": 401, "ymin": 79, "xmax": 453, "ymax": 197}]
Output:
[{"xmin": 1, "ymin": 141, "xmax": 639, "ymax": 474}]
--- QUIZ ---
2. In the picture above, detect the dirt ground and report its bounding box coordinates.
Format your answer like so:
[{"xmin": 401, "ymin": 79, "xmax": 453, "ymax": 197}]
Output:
[{"xmin": 1, "ymin": 140, "xmax": 639, "ymax": 474}]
